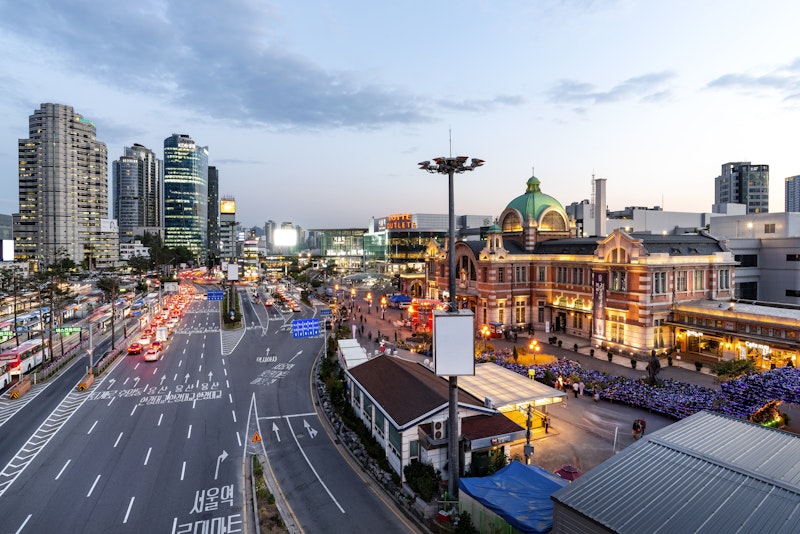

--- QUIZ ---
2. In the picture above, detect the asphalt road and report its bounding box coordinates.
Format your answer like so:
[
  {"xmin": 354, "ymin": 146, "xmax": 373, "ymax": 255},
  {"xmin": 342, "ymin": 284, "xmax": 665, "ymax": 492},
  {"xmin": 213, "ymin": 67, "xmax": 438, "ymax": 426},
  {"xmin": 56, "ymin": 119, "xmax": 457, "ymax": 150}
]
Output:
[{"xmin": 0, "ymin": 286, "xmax": 418, "ymax": 533}]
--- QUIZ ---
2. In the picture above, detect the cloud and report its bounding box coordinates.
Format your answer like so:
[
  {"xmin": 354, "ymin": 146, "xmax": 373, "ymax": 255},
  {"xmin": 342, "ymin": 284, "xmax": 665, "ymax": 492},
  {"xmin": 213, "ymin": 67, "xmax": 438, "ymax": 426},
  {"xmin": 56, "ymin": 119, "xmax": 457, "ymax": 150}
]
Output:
[
  {"xmin": 548, "ymin": 72, "xmax": 674, "ymax": 106},
  {"xmin": 707, "ymin": 59, "xmax": 800, "ymax": 100},
  {"xmin": 438, "ymin": 95, "xmax": 525, "ymax": 112},
  {"xmin": 0, "ymin": 0, "xmax": 465, "ymax": 129}
]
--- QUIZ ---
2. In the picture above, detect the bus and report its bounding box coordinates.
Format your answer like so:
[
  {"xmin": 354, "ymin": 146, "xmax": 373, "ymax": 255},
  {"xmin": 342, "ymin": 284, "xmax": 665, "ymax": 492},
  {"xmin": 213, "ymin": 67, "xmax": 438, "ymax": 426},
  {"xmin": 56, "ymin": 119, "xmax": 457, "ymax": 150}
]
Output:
[
  {"xmin": 14, "ymin": 307, "xmax": 50, "ymax": 332},
  {"xmin": 0, "ymin": 338, "xmax": 49, "ymax": 377},
  {"xmin": 408, "ymin": 298, "xmax": 447, "ymax": 333},
  {"xmin": 0, "ymin": 360, "xmax": 9, "ymax": 390}
]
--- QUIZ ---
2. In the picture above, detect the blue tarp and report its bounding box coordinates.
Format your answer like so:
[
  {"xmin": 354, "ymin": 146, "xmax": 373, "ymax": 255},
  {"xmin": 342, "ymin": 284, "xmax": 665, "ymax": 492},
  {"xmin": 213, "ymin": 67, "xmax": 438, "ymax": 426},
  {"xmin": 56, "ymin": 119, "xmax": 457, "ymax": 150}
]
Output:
[
  {"xmin": 459, "ymin": 462, "xmax": 568, "ymax": 533},
  {"xmin": 388, "ymin": 295, "xmax": 411, "ymax": 303}
]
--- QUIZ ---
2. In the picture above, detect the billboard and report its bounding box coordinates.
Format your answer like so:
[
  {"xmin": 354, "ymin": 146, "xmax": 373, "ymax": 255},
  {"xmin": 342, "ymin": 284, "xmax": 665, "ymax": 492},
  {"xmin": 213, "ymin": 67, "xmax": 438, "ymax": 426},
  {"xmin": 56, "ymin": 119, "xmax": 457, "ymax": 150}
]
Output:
[
  {"xmin": 100, "ymin": 219, "xmax": 118, "ymax": 233},
  {"xmin": 220, "ymin": 199, "xmax": 236, "ymax": 214},
  {"xmin": 274, "ymin": 228, "xmax": 297, "ymax": 247},
  {"xmin": 1, "ymin": 240, "xmax": 13, "ymax": 261},
  {"xmin": 433, "ymin": 309, "xmax": 475, "ymax": 376},
  {"xmin": 227, "ymin": 263, "xmax": 239, "ymax": 282}
]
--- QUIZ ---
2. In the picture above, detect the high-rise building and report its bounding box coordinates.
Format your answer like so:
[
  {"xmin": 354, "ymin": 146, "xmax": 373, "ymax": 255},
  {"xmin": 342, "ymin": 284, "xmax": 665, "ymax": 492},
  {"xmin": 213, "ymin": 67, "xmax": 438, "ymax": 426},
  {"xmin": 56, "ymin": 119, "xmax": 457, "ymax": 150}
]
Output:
[
  {"xmin": 207, "ymin": 166, "xmax": 220, "ymax": 262},
  {"xmin": 714, "ymin": 162, "xmax": 769, "ymax": 214},
  {"xmin": 15, "ymin": 103, "xmax": 118, "ymax": 270},
  {"xmin": 163, "ymin": 134, "xmax": 209, "ymax": 261},
  {"xmin": 786, "ymin": 175, "xmax": 800, "ymax": 213},
  {"xmin": 219, "ymin": 197, "xmax": 237, "ymax": 261},
  {"xmin": 112, "ymin": 143, "xmax": 162, "ymax": 243}
]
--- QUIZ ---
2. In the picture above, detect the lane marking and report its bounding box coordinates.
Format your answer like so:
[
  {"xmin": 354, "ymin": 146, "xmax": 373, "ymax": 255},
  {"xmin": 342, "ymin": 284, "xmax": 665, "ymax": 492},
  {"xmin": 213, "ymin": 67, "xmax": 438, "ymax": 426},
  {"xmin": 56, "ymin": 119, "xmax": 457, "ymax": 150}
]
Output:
[
  {"xmin": 187, "ymin": 425, "xmax": 192, "ymax": 439},
  {"xmin": 114, "ymin": 432, "xmax": 123, "ymax": 448},
  {"xmin": 236, "ymin": 432, "xmax": 241, "ymax": 447},
  {"xmin": 55, "ymin": 459, "xmax": 70, "ymax": 480},
  {"xmin": 258, "ymin": 412, "xmax": 317, "ymax": 420},
  {"xmin": 130, "ymin": 405, "xmax": 137, "ymax": 416},
  {"xmin": 14, "ymin": 514, "xmax": 31, "ymax": 534},
  {"xmin": 144, "ymin": 447, "xmax": 152, "ymax": 466},
  {"xmin": 107, "ymin": 397, "xmax": 115, "ymax": 407},
  {"xmin": 287, "ymin": 416, "xmax": 344, "ymax": 513},
  {"xmin": 231, "ymin": 410, "xmax": 237, "ymax": 423},
  {"xmin": 157, "ymin": 413, "xmax": 163, "ymax": 427},
  {"xmin": 87, "ymin": 421, "xmax": 98, "ymax": 434},
  {"xmin": 87, "ymin": 474, "xmax": 101, "ymax": 497},
  {"xmin": 198, "ymin": 364, "xmax": 202, "ymax": 373},
  {"xmin": 178, "ymin": 359, "xmax": 182, "ymax": 367},
  {"xmin": 229, "ymin": 393, "xmax": 233, "ymax": 404},
  {"xmin": 181, "ymin": 462, "xmax": 186, "ymax": 481},
  {"xmin": 123, "ymin": 496, "xmax": 135, "ymax": 523}
]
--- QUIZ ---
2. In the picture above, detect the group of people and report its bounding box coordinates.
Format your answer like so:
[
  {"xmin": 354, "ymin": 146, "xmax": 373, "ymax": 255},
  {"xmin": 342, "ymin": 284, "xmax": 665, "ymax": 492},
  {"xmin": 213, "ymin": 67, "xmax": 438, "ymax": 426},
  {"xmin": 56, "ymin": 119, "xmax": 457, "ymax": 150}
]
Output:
[{"xmin": 632, "ymin": 417, "xmax": 647, "ymax": 440}]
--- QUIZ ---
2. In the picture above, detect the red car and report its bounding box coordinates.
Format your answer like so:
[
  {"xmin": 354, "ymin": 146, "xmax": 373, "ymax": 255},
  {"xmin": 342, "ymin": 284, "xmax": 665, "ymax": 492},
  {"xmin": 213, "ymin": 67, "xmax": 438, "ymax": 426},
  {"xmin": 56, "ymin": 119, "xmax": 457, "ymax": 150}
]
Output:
[{"xmin": 127, "ymin": 343, "xmax": 143, "ymax": 355}]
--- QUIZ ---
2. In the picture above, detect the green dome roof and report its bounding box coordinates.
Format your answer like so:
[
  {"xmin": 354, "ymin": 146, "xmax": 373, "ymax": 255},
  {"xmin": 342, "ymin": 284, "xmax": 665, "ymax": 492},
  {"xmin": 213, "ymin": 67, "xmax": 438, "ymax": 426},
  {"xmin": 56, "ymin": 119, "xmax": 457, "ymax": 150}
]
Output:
[
  {"xmin": 505, "ymin": 175, "xmax": 564, "ymax": 221},
  {"xmin": 487, "ymin": 223, "xmax": 502, "ymax": 234}
]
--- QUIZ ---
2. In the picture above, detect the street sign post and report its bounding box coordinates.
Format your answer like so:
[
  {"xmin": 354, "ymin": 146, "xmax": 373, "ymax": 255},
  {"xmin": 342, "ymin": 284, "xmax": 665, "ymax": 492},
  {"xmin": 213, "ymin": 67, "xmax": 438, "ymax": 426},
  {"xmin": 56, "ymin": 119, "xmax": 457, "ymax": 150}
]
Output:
[
  {"xmin": 207, "ymin": 290, "xmax": 224, "ymax": 301},
  {"xmin": 319, "ymin": 308, "xmax": 333, "ymax": 316},
  {"xmin": 54, "ymin": 326, "xmax": 82, "ymax": 335}
]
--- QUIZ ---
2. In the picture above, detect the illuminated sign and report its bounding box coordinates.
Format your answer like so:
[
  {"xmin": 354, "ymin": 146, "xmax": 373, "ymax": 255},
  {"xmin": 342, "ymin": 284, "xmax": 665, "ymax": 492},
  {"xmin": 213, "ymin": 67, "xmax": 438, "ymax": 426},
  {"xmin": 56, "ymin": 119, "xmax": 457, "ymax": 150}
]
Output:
[
  {"xmin": 745, "ymin": 341, "xmax": 771, "ymax": 354},
  {"xmin": 220, "ymin": 199, "xmax": 236, "ymax": 214},
  {"xmin": 386, "ymin": 213, "xmax": 417, "ymax": 230},
  {"xmin": 686, "ymin": 330, "xmax": 704, "ymax": 337}
]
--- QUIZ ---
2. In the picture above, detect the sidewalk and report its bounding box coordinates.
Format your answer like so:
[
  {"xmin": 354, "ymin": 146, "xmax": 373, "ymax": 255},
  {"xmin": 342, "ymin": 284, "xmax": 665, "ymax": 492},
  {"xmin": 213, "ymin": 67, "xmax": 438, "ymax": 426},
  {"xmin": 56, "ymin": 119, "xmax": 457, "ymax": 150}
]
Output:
[{"xmin": 338, "ymin": 292, "xmax": 719, "ymax": 391}]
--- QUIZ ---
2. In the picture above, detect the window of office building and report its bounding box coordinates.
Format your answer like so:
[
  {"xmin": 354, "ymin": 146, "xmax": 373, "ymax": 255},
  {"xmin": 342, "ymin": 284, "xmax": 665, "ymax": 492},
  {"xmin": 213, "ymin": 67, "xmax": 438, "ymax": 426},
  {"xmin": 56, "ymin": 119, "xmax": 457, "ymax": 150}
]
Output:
[
  {"xmin": 538, "ymin": 301, "xmax": 545, "ymax": 323},
  {"xmin": 653, "ymin": 272, "xmax": 667, "ymax": 294},
  {"xmin": 719, "ymin": 269, "xmax": 730, "ymax": 290},
  {"xmin": 515, "ymin": 265, "xmax": 526, "ymax": 283},
  {"xmin": 676, "ymin": 270, "xmax": 687, "ymax": 292},
  {"xmin": 515, "ymin": 300, "xmax": 525, "ymax": 324},
  {"xmin": 693, "ymin": 270, "xmax": 705, "ymax": 291},
  {"xmin": 611, "ymin": 271, "xmax": 627, "ymax": 292}
]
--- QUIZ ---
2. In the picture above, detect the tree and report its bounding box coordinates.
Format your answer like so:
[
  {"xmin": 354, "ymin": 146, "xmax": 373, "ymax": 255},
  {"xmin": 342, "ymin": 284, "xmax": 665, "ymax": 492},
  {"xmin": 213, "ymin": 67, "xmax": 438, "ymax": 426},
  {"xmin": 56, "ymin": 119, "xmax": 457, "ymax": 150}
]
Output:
[{"xmin": 127, "ymin": 254, "xmax": 152, "ymax": 275}]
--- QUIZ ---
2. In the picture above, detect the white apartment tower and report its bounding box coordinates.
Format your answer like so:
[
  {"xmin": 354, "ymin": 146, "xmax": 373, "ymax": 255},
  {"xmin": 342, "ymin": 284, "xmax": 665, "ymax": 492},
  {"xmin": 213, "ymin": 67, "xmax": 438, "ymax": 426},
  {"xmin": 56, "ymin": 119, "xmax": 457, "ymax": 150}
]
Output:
[{"xmin": 15, "ymin": 103, "xmax": 118, "ymax": 270}]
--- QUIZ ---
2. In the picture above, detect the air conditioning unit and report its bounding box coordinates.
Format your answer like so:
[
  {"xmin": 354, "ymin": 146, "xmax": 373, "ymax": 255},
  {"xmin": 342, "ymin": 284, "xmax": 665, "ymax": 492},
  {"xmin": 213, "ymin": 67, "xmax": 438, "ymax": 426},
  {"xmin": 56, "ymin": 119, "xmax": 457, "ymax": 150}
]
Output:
[
  {"xmin": 484, "ymin": 396, "xmax": 495, "ymax": 409},
  {"xmin": 433, "ymin": 419, "xmax": 447, "ymax": 440}
]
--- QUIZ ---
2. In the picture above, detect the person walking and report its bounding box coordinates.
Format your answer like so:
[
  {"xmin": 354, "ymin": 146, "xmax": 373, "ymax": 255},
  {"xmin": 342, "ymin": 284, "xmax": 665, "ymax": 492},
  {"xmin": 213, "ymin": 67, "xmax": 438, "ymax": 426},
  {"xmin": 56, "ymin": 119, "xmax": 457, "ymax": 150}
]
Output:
[
  {"xmin": 572, "ymin": 381, "xmax": 579, "ymax": 399},
  {"xmin": 632, "ymin": 419, "xmax": 642, "ymax": 440},
  {"xmin": 592, "ymin": 385, "xmax": 599, "ymax": 402},
  {"xmin": 578, "ymin": 380, "xmax": 585, "ymax": 397},
  {"xmin": 544, "ymin": 415, "xmax": 550, "ymax": 433}
]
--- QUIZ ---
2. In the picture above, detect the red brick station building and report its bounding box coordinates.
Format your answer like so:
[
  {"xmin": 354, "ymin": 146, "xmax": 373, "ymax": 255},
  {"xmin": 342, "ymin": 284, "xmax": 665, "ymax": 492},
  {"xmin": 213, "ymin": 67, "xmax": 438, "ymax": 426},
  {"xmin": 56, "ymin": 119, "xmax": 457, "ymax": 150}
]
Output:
[{"xmin": 425, "ymin": 175, "xmax": 800, "ymax": 368}]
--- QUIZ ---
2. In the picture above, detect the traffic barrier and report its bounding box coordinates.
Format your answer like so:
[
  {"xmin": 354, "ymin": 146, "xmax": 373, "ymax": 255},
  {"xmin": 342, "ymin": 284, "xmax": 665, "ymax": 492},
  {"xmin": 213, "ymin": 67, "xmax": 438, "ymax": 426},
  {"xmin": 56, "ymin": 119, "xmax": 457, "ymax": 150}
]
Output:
[
  {"xmin": 77, "ymin": 371, "xmax": 94, "ymax": 392},
  {"xmin": 8, "ymin": 378, "xmax": 31, "ymax": 400}
]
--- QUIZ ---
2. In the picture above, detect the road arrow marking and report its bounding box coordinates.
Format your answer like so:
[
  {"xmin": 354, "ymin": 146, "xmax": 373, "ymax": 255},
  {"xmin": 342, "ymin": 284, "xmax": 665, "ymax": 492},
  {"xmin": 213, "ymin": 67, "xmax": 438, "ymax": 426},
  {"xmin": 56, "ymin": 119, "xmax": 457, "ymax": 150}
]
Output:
[
  {"xmin": 214, "ymin": 450, "xmax": 228, "ymax": 480},
  {"xmin": 160, "ymin": 375, "xmax": 166, "ymax": 385},
  {"xmin": 106, "ymin": 379, "xmax": 116, "ymax": 390},
  {"xmin": 184, "ymin": 373, "xmax": 190, "ymax": 384},
  {"xmin": 208, "ymin": 371, "xmax": 213, "ymax": 381},
  {"xmin": 303, "ymin": 420, "xmax": 318, "ymax": 439},
  {"xmin": 289, "ymin": 350, "xmax": 303, "ymax": 363},
  {"xmin": 272, "ymin": 422, "xmax": 281, "ymax": 442},
  {"xmin": 133, "ymin": 377, "xmax": 140, "ymax": 387}
]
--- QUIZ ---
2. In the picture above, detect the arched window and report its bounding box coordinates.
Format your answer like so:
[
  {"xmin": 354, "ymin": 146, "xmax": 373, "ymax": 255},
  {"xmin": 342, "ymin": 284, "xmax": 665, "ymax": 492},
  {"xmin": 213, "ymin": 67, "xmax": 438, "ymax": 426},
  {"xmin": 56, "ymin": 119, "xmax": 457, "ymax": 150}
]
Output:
[
  {"xmin": 502, "ymin": 212, "xmax": 522, "ymax": 232},
  {"xmin": 608, "ymin": 248, "xmax": 628, "ymax": 263},
  {"xmin": 540, "ymin": 211, "xmax": 567, "ymax": 231}
]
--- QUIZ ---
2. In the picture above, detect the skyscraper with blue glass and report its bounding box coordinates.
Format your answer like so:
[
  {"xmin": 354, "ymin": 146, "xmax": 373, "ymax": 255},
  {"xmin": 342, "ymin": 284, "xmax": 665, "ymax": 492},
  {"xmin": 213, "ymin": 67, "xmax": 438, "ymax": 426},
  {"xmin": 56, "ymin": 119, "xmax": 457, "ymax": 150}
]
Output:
[{"xmin": 163, "ymin": 134, "xmax": 209, "ymax": 261}]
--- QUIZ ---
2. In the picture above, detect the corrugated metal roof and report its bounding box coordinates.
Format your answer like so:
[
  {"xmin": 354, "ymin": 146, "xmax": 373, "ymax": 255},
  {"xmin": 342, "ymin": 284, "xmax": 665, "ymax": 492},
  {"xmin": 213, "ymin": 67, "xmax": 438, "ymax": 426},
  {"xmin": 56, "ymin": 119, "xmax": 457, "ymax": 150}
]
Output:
[{"xmin": 552, "ymin": 411, "xmax": 800, "ymax": 533}]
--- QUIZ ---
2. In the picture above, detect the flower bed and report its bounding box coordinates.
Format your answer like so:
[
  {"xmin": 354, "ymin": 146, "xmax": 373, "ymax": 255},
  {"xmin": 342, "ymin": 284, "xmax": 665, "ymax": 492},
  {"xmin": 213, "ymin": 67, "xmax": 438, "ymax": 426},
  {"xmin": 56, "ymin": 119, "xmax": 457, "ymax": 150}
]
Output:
[{"xmin": 476, "ymin": 353, "xmax": 800, "ymax": 421}]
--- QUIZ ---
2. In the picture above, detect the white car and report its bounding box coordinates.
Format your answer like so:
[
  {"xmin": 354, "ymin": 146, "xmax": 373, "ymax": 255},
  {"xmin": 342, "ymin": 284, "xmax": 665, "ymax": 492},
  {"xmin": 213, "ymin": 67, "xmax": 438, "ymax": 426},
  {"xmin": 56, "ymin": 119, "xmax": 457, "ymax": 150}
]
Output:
[{"xmin": 143, "ymin": 348, "xmax": 159, "ymax": 362}]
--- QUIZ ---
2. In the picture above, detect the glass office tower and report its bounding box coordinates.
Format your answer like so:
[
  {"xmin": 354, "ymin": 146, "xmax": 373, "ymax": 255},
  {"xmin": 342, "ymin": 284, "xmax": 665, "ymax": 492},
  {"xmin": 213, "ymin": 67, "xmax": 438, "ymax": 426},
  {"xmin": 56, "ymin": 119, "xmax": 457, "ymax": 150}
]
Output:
[{"xmin": 163, "ymin": 134, "xmax": 209, "ymax": 261}]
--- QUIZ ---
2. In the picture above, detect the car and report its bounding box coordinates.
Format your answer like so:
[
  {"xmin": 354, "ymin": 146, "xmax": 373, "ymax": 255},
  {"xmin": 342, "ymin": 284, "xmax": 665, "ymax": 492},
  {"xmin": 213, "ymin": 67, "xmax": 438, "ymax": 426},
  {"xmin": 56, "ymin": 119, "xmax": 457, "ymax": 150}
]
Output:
[
  {"xmin": 143, "ymin": 348, "xmax": 159, "ymax": 362},
  {"xmin": 151, "ymin": 340, "xmax": 164, "ymax": 352},
  {"xmin": 292, "ymin": 303, "xmax": 301, "ymax": 312},
  {"xmin": 139, "ymin": 336, "xmax": 151, "ymax": 347},
  {"xmin": 127, "ymin": 343, "xmax": 142, "ymax": 355}
]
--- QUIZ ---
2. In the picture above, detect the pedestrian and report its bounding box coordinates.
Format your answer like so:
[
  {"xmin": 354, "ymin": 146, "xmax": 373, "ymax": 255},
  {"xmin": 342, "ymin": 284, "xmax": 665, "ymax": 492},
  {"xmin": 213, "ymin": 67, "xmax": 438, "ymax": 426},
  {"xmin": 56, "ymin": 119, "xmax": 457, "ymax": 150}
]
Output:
[
  {"xmin": 572, "ymin": 381, "xmax": 579, "ymax": 398},
  {"xmin": 592, "ymin": 385, "xmax": 599, "ymax": 402},
  {"xmin": 544, "ymin": 415, "xmax": 550, "ymax": 433},
  {"xmin": 377, "ymin": 330, "xmax": 381, "ymax": 341},
  {"xmin": 368, "ymin": 331, "xmax": 372, "ymax": 341},
  {"xmin": 632, "ymin": 419, "xmax": 642, "ymax": 440},
  {"xmin": 513, "ymin": 331, "xmax": 518, "ymax": 343},
  {"xmin": 394, "ymin": 331, "xmax": 397, "ymax": 342},
  {"xmin": 578, "ymin": 380, "xmax": 585, "ymax": 397},
  {"xmin": 639, "ymin": 417, "xmax": 647, "ymax": 436},
  {"xmin": 556, "ymin": 375, "xmax": 564, "ymax": 391}
]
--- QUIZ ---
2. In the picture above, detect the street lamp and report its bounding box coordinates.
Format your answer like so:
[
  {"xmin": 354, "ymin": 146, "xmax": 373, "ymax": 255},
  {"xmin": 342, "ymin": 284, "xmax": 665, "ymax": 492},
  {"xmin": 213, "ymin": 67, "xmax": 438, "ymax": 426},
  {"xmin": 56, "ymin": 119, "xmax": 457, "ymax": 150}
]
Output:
[
  {"xmin": 366, "ymin": 292, "xmax": 372, "ymax": 314},
  {"xmin": 418, "ymin": 154, "xmax": 483, "ymax": 499},
  {"xmin": 529, "ymin": 339, "xmax": 541, "ymax": 366},
  {"xmin": 481, "ymin": 325, "xmax": 490, "ymax": 352}
]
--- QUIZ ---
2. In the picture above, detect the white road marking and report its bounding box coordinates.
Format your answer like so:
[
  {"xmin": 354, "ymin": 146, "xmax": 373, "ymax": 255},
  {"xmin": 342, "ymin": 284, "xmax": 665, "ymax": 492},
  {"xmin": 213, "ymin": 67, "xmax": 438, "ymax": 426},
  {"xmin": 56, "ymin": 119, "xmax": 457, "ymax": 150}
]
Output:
[
  {"xmin": 87, "ymin": 421, "xmax": 98, "ymax": 434},
  {"xmin": 152, "ymin": 367, "xmax": 157, "ymax": 375},
  {"xmin": 55, "ymin": 459, "xmax": 70, "ymax": 480},
  {"xmin": 144, "ymin": 447, "xmax": 152, "ymax": 465},
  {"xmin": 226, "ymin": 380, "xmax": 230, "ymax": 388},
  {"xmin": 187, "ymin": 425, "xmax": 192, "ymax": 439},
  {"xmin": 198, "ymin": 364, "xmax": 202, "ymax": 372},
  {"xmin": 157, "ymin": 413, "xmax": 163, "ymax": 427},
  {"xmin": 87, "ymin": 474, "xmax": 101, "ymax": 497},
  {"xmin": 123, "ymin": 496, "xmax": 135, "ymax": 523},
  {"xmin": 178, "ymin": 359, "xmax": 182, "ymax": 367},
  {"xmin": 130, "ymin": 405, "xmax": 137, "ymax": 416},
  {"xmin": 231, "ymin": 410, "xmax": 237, "ymax": 423},
  {"xmin": 107, "ymin": 397, "xmax": 115, "ymax": 407},
  {"xmin": 180, "ymin": 461, "xmax": 186, "ymax": 481},
  {"xmin": 229, "ymin": 393, "xmax": 233, "ymax": 404},
  {"xmin": 236, "ymin": 432, "xmax": 241, "ymax": 447},
  {"xmin": 14, "ymin": 514, "xmax": 31, "ymax": 534},
  {"xmin": 114, "ymin": 432, "xmax": 123, "ymax": 448}
]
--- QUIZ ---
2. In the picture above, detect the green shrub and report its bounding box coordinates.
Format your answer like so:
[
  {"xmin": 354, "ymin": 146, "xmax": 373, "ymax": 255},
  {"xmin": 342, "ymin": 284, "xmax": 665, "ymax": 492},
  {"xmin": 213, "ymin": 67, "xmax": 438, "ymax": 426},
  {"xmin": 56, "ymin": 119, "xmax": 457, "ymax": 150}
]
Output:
[{"xmin": 403, "ymin": 461, "xmax": 441, "ymax": 502}]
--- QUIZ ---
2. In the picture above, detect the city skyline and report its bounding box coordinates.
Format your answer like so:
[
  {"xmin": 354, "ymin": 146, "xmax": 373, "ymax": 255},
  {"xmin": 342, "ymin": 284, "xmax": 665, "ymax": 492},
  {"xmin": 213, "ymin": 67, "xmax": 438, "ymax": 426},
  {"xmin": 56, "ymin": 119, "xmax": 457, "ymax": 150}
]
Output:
[{"xmin": 1, "ymin": 1, "xmax": 800, "ymax": 229}]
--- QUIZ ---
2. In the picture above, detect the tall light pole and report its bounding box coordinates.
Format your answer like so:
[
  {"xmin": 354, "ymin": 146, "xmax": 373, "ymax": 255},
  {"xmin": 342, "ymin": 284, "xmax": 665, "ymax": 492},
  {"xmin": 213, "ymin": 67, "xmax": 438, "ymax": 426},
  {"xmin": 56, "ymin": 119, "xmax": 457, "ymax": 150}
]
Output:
[{"xmin": 418, "ymin": 155, "xmax": 483, "ymax": 499}]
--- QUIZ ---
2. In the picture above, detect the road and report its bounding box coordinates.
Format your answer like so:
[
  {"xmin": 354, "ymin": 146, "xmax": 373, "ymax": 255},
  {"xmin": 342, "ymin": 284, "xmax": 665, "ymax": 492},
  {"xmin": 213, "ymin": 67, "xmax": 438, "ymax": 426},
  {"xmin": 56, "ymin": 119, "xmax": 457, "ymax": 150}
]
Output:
[{"xmin": 0, "ymin": 286, "xmax": 417, "ymax": 533}]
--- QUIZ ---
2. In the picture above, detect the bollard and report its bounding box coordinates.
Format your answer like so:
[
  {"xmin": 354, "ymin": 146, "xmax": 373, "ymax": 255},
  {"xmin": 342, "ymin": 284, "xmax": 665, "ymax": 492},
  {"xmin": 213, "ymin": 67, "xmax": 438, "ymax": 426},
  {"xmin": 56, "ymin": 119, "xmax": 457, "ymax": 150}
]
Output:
[
  {"xmin": 77, "ymin": 371, "xmax": 95, "ymax": 392},
  {"xmin": 9, "ymin": 378, "xmax": 31, "ymax": 400}
]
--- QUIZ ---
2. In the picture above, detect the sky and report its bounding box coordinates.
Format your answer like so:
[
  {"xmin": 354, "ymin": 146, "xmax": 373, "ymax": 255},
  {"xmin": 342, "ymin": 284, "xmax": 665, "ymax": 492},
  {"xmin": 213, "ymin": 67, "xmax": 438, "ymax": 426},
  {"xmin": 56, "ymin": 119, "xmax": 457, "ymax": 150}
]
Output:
[{"xmin": 1, "ymin": 0, "xmax": 799, "ymax": 230}]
